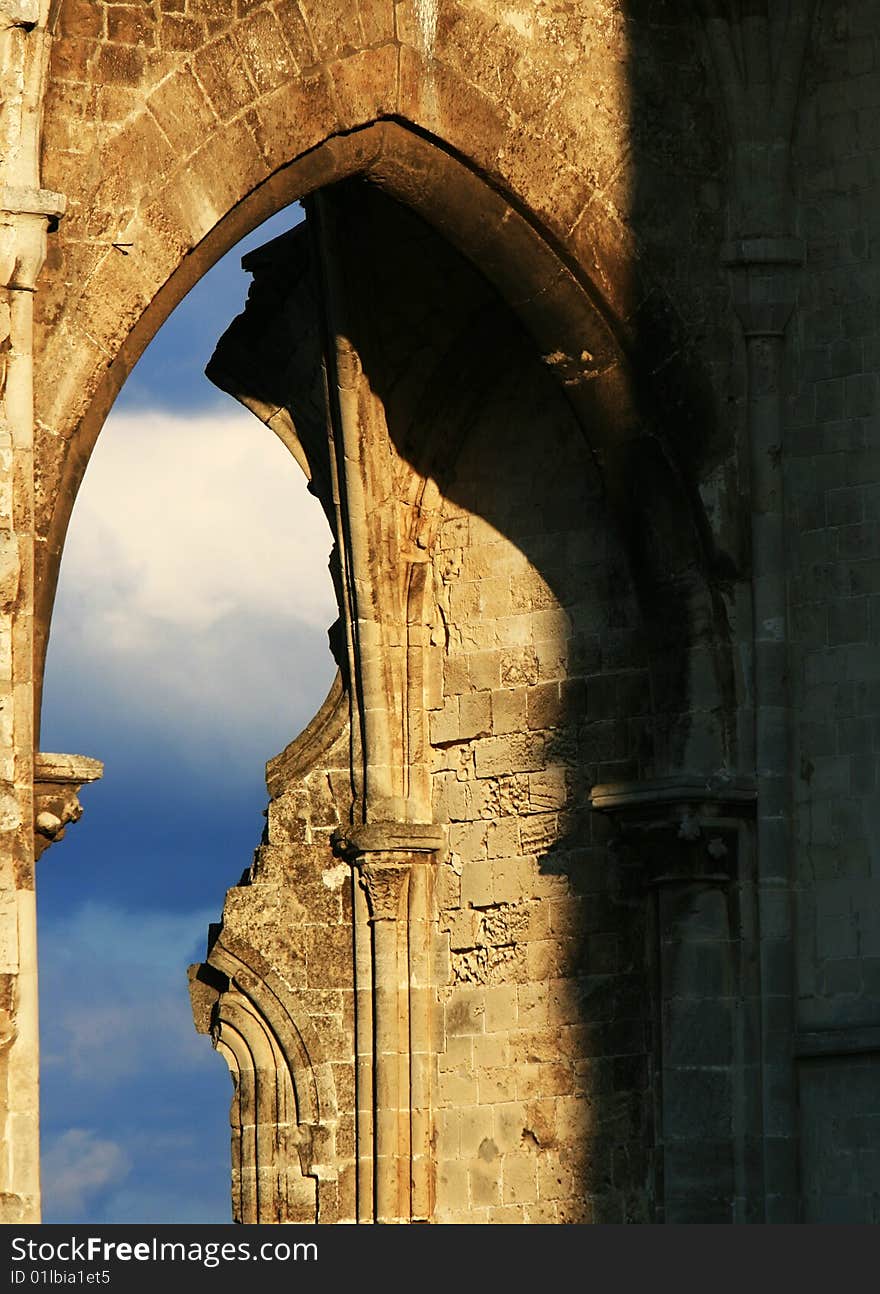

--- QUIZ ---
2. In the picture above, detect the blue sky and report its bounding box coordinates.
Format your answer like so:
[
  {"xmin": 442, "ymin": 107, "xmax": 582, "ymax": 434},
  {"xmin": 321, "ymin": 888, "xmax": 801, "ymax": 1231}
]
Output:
[{"xmin": 38, "ymin": 202, "xmax": 338, "ymax": 1222}]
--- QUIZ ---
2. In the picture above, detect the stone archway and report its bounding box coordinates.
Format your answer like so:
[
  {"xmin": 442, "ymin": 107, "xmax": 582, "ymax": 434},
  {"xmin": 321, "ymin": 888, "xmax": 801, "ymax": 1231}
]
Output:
[
  {"xmin": 38, "ymin": 120, "xmax": 732, "ymax": 770},
  {"xmin": 3, "ymin": 2, "xmax": 746, "ymax": 1223},
  {"xmin": 36, "ymin": 137, "xmax": 734, "ymax": 1227},
  {"xmin": 4, "ymin": 0, "xmax": 875, "ymax": 1231},
  {"xmin": 35, "ymin": 6, "xmax": 734, "ymax": 753}
]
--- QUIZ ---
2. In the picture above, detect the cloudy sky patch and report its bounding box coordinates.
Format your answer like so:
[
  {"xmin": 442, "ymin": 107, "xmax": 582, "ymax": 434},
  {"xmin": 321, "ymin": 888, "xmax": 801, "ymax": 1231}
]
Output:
[
  {"xmin": 39, "ymin": 902, "xmax": 232, "ymax": 1222},
  {"xmin": 46, "ymin": 408, "xmax": 338, "ymax": 776},
  {"xmin": 57, "ymin": 410, "xmax": 335, "ymax": 637},
  {"xmin": 37, "ymin": 201, "xmax": 333, "ymax": 1223},
  {"xmin": 40, "ymin": 901, "xmax": 220, "ymax": 1086},
  {"xmin": 42, "ymin": 1130, "xmax": 131, "ymax": 1220}
]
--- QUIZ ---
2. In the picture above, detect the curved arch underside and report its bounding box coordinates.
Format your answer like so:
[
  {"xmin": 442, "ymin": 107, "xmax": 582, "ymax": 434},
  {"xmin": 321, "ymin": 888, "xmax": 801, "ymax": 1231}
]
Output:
[
  {"xmin": 36, "ymin": 4, "xmax": 737, "ymax": 749},
  {"xmin": 191, "ymin": 936, "xmax": 336, "ymax": 1224},
  {"xmin": 36, "ymin": 143, "xmax": 736, "ymax": 773}
]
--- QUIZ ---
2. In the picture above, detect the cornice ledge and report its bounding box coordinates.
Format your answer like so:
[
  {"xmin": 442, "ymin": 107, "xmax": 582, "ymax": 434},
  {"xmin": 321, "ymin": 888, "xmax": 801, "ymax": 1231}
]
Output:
[
  {"xmin": 721, "ymin": 236, "xmax": 805, "ymax": 268},
  {"xmin": 332, "ymin": 820, "xmax": 445, "ymax": 859},
  {"xmin": 589, "ymin": 773, "xmax": 757, "ymax": 816},
  {"xmin": 0, "ymin": 186, "xmax": 66, "ymax": 221},
  {"xmin": 35, "ymin": 751, "xmax": 103, "ymax": 785}
]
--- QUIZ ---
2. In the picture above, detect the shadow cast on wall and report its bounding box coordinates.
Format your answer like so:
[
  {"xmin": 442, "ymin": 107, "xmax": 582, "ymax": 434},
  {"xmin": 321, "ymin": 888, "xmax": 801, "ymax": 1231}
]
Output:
[{"xmin": 194, "ymin": 161, "xmax": 751, "ymax": 1223}]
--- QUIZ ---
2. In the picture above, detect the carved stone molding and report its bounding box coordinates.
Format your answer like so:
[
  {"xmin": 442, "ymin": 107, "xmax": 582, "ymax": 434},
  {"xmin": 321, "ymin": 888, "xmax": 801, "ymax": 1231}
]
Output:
[
  {"xmin": 333, "ymin": 819, "xmax": 444, "ymax": 857},
  {"xmin": 357, "ymin": 858, "xmax": 411, "ymax": 922},
  {"xmin": 721, "ymin": 236, "xmax": 805, "ymax": 338},
  {"xmin": 592, "ymin": 773, "xmax": 760, "ymax": 1221},
  {"xmin": 189, "ymin": 945, "xmax": 330, "ymax": 1225},
  {"xmin": 699, "ymin": 0, "xmax": 818, "ymax": 238},
  {"xmin": 590, "ymin": 775, "xmax": 756, "ymax": 884},
  {"xmin": 590, "ymin": 773, "xmax": 756, "ymax": 813},
  {"xmin": 335, "ymin": 822, "xmax": 443, "ymax": 923},
  {"xmin": 33, "ymin": 751, "xmax": 102, "ymax": 860}
]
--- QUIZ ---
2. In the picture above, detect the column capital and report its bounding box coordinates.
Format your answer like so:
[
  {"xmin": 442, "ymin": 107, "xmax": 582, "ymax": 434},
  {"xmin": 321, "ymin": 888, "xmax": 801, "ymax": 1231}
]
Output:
[
  {"xmin": 0, "ymin": 189, "xmax": 65, "ymax": 293},
  {"xmin": 356, "ymin": 857, "xmax": 411, "ymax": 922},
  {"xmin": 333, "ymin": 821, "xmax": 443, "ymax": 922},
  {"xmin": 590, "ymin": 775, "xmax": 756, "ymax": 885},
  {"xmin": 720, "ymin": 237, "xmax": 805, "ymax": 339}
]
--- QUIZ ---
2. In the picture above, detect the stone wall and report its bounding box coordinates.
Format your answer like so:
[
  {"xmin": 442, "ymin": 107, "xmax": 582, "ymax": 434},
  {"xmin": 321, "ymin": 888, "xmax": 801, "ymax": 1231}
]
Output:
[
  {"xmin": 425, "ymin": 299, "xmax": 653, "ymax": 1222},
  {"xmin": 787, "ymin": 0, "xmax": 880, "ymax": 1221},
  {"xmin": 0, "ymin": 0, "xmax": 873, "ymax": 1223}
]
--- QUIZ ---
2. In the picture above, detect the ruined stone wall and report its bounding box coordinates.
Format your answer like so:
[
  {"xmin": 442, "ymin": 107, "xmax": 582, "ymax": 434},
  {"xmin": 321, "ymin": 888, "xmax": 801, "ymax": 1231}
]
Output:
[
  {"xmin": 33, "ymin": 2, "xmax": 735, "ymax": 705},
  {"xmin": 192, "ymin": 675, "xmax": 359, "ymax": 1224},
  {"xmin": 196, "ymin": 175, "xmax": 671, "ymax": 1223},
  {"xmin": 28, "ymin": 2, "xmax": 759, "ymax": 1224}
]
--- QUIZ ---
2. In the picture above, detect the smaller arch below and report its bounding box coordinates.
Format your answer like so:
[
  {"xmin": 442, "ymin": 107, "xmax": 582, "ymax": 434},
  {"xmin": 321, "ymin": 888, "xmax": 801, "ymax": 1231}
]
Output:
[{"xmin": 189, "ymin": 932, "xmax": 343, "ymax": 1225}]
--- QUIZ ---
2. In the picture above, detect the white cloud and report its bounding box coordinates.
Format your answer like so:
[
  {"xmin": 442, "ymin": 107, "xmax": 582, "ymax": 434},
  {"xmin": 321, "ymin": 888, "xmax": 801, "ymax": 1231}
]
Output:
[
  {"xmin": 59, "ymin": 408, "xmax": 336, "ymax": 634},
  {"xmin": 43, "ymin": 408, "xmax": 339, "ymax": 768},
  {"xmin": 42, "ymin": 1129, "xmax": 131, "ymax": 1218}
]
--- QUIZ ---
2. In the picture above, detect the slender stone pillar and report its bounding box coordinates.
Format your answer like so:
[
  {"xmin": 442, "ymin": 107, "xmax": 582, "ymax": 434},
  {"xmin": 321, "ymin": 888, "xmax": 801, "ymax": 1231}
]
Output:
[
  {"xmin": 352, "ymin": 869, "xmax": 374, "ymax": 1222},
  {"xmin": 358, "ymin": 854, "xmax": 410, "ymax": 1224},
  {"xmin": 0, "ymin": 182, "xmax": 64, "ymax": 1224},
  {"xmin": 0, "ymin": 0, "xmax": 67, "ymax": 1219},
  {"xmin": 700, "ymin": 2, "xmax": 816, "ymax": 1220},
  {"xmin": 722, "ymin": 237, "xmax": 804, "ymax": 1220},
  {"xmin": 334, "ymin": 823, "xmax": 442, "ymax": 1224}
]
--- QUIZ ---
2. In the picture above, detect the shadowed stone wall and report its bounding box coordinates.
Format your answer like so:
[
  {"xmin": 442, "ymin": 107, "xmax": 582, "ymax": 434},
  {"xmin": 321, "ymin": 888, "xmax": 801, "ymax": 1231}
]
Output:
[{"xmin": 787, "ymin": 0, "xmax": 880, "ymax": 1223}]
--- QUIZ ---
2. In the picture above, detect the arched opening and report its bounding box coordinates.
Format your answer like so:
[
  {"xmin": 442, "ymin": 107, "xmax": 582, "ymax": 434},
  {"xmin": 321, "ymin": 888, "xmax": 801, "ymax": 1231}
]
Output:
[
  {"xmin": 38, "ymin": 123, "xmax": 733, "ymax": 771},
  {"xmin": 37, "ymin": 204, "xmax": 337, "ymax": 1222},
  {"xmin": 34, "ymin": 124, "xmax": 738, "ymax": 1225}
]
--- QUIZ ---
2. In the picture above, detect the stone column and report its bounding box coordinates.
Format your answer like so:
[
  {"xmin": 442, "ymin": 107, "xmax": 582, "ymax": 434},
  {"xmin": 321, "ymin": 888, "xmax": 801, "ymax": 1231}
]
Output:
[
  {"xmin": 723, "ymin": 238, "xmax": 804, "ymax": 1219},
  {"xmin": 358, "ymin": 854, "xmax": 410, "ymax": 1225},
  {"xmin": 335, "ymin": 822, "xmax": 442, "ymax": 1224},
  {"xmin": 700, "ymin": 0, "xmax": 816, "ymax": 1221},
  {"xmin": 0, "ymin": 190, "xmax": 65, "ymax": 1231},
  {"xmin": 0, "ymin": 196, "xmax": 65, "ymax": 1222},
  {"xmin": 0, "ymin": 0, "xmax": 66, "ymax": 1221},
  {"xmin": 591, "ymin": 777, "xmax": 758, "ymax": 1222}
]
